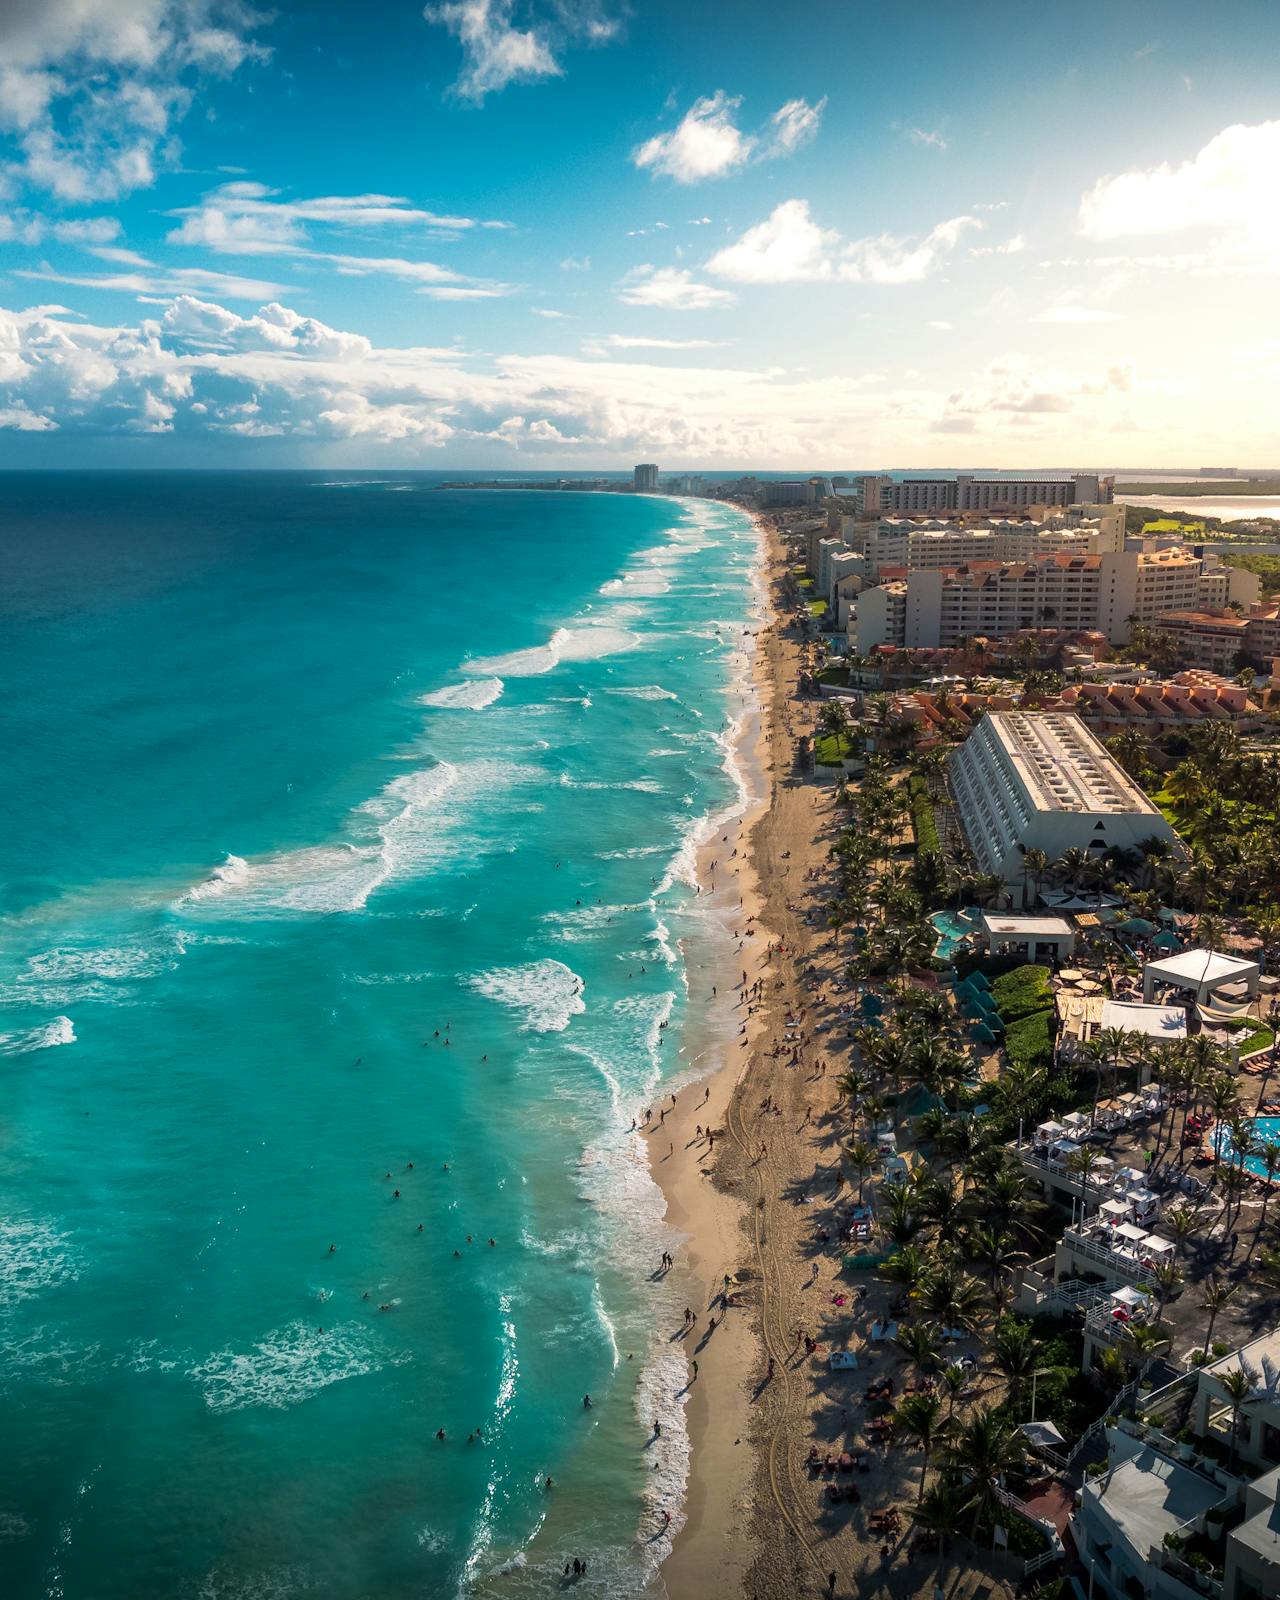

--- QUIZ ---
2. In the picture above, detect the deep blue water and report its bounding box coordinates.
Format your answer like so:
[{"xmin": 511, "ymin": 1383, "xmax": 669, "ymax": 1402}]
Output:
[{"xmin": 0, "ymin": 473, "xmax": 758, "ymax": 1599}]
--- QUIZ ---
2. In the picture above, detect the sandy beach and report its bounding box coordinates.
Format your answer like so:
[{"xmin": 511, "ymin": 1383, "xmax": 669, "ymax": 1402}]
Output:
[{"xmin": 654, "ymin": 517, "xmax": 1013, "ymax": 1600}]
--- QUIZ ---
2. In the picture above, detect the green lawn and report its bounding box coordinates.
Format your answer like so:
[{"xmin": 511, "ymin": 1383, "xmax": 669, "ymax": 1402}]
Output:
[
  {"xmin": 990, "ymin": 964, "xmax": 1053, "ymax": 1021},
  {"xmin": 1234, "ymin": 1025, "xmax": 1275, "ymax": 1058},
  {"xmin": 815, "ymin": 731, "xmax": 856, "ymax": 765}
]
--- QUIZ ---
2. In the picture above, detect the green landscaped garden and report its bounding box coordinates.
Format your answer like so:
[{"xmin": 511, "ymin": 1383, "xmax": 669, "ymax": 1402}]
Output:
[
  {"xmin": 815, "ymin": 731, "xmax": 856, "ymax": 765},
  {"xmin": 990, "ymin": 965, "xmax": 1055, "ymax": 1071},
  {"xmin": 906, "ymin": 774, "xmax": 941, "ymax": 855}
]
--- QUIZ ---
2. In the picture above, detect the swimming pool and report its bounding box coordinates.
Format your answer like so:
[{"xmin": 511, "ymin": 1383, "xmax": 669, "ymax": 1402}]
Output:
[
  {"xmin": 1215, "ymin": 1115, "xmax": 1280, "ymax": 1179},
  {"xmin": 931, "ymin": 907, "xmax": 980, "ymax": 961}
]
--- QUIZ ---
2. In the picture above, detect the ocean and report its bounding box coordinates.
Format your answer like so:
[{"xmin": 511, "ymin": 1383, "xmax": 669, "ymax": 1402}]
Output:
[{"xmin": 0, "ymin": 473, "xmax": 760, "ymax": 1599}]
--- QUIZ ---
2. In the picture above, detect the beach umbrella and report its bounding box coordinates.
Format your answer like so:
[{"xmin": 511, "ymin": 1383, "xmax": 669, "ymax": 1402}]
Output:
[
  {"xmin": 1153, "ymin": 931, "xmax": 1181, "ymax": 952},
  {"xmin": 1120, "ymin": 917, "xmax": 1157, "ymax": 936},
  {"xmin": 968, "ymin": 970, "xmax": 992, "ymax": 990}
]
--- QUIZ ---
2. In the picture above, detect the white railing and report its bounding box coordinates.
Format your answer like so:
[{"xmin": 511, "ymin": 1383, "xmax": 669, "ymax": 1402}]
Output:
[{"xmin": 1059, "ymin": 1228, "xmax": 1158, "ymax": 1287}]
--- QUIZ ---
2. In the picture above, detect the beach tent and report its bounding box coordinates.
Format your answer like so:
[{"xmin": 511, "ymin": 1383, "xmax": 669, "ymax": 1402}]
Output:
[
  {"xmin": 969, "ymin": 1022, "xmax": 1000, "ymax": 1046},
  {"xmin": 1143, "ymin": 948, "xmax": 1260, "ymax": 1005},
  {"xmin": 1119, "ymin": 917, "xmax": 1157, "ymax": 936},
  {"xmin": 1020, "ymin": 1420, "xmax": 1067, "ymax": 1452},
  {"xmin": 1152, "ymin": 931, "xmax": 1182, "ymax": 952},
  {"xmin": 968, "ymin": 969, "xmax": 992, "ymax": 990}
]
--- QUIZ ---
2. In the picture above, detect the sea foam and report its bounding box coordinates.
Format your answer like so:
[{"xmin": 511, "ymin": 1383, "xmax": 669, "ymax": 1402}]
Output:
[
  {"xmin": 465, "ymin": 625, "xmax": 638, "ymax": 678},
  {"xmin": 190, "ymin": 1319, "xmax": 399, "ymax": 1412},
  {"xmin": 418, "ymin": 677, "xmax": 504, "ymax": 710},
  {"xmin": 468, "ymin": 959, "xmax": 585, "ymax": 1032},
  {"xmin": 0, "ymin": 1015, "xmax": 76, "ymax": 1056}
]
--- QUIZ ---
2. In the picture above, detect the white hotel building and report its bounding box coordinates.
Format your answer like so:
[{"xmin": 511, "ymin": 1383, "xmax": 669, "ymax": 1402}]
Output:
[
  {"xmin": 849, "ymin": 547, "xmax": 1213, "ymax": 652},
  {"xmin": 948, "ymin": 711, "xmax": 1178, "ymax": 887},
  {"xmin": 854, "ymin": 472, "xmax": 1114, "ymax": 515}
]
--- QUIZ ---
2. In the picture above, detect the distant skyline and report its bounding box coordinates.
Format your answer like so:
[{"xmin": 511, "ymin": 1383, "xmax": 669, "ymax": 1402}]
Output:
[{"xmin": 2, "ymin": 0, "xmax": 1279, "ymax": 467}]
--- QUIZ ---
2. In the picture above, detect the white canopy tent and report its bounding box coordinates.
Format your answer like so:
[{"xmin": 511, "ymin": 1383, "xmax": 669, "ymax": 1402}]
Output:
[{"xmin": 1143, "ymin": 948, "xmax": 1260, "ymax": 1005}]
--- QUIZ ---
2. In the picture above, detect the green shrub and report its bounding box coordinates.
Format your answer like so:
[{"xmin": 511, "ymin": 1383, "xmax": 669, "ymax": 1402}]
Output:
[
  {"xmin": 907, "ymin": 775, "xmax": 941, "ymax": 855},
  {"xmin": 1005, "ymin": 1010, "xmax": 1055, "ymax": 1072},
  {"xmin": 990, "ymin": 964, "xmax": 1053, "ymax": 1021}
]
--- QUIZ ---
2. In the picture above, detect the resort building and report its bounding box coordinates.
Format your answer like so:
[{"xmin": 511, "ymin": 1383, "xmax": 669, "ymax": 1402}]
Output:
[
  {"xmin": 947, "ymin": 711, "xmax": 1179, "ymax": 888},
  {"xmin": 853, "ymin": 472, "xmax": 1114, "ymax": 516},
  {"xmin": 1073, "ymin": 1331, "xmax": 1280, "ymax": 1600},
  {"xmin": 762, "ymin": 480, "xmax": 818, "ymax": 507},
  {"xmin": 848, "ymin": 548, "xmax": 1210, "ymax": 653},
  {"xmin": 1155, "ymin": 606, "xmax": 1280, "ymax": 672},
  {"xmin": 839, "ymin": 507, "xmax": 1125, "ymax": 581},
  {"xmin": 633, "ymin": 462, "xmax": 659, "ymax": 491}
]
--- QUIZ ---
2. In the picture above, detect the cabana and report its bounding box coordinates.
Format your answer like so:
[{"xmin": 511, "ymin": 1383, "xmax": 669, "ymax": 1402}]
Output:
[
  {"xmin": 1034, "ymin": 1120, "xmax": 1066, "ymax": 1147},
  {"xmin": 1143, "ymin": 947, "xmax": 1260, "ymax": 1006},
  {"xmin": 1062, "ymin": 1111, "xmax": 1092, "ymax": 1138},
  {"xmin": 1098, "ymin": 1198, "xmax": 1129, "ymax": 1225},
  {"xmin": 1099, "ymin": 1000, "xmax": 1188, "ymax": 1058},
  {"xmin": 980, "ymin": 912, "xmax": 1077, "ymax": 964},
  {"xmin": 1107, "ymin": 1284, "xmax": 1153, "ymax": 1322}
]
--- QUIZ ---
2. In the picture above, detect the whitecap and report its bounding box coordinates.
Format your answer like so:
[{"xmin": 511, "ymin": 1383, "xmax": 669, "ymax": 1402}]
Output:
[
  {"xmin": 467, "ymin": 958, "xmax": 584, "ymax": 1032},
  {"xmin": 557, "ymin": 773, "xmax": 663, "ymax": 794},
  {"xmin": 602, "ymin": 684, "xmax": 679, "ymax": 702},
  {"xmin": 0, "ymin": 1016, "xmax": 76, "ymax": 1056},
  {"xmin": 418, "ymin": 677, "xmax": 504, "ymax": 710},
  {"xmin": 190, "ymin": 1319, "xmax": 397, "ymax": 1412},
  {"xmin": 183, "ymin": 853, "xmax": 251, "ymax": 903},
  {"xmin": 0, "ymin": 1217, "xmax": 79, "ymax": 1310},
  {"xmin": 464, "ymin": 625, "xmax": 639, "ymax": 678}
]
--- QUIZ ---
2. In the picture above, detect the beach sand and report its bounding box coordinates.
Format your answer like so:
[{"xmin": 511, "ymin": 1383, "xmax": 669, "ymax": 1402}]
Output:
[{"xmin": 654, "ymin": 518, "xmax": 1014, "ymax": 1600}]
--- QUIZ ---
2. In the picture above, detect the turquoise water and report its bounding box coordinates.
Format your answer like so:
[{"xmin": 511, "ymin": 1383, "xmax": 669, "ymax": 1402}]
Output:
[
  {"xmin": 930, "ymin": 908, "xmax": 979, "ymax": 960},
  {"xmin": 1215, "ymin": 1116, "xmax": 1280, "ymax": 1179},
  {"xmin": 0, "ymin": 473, "xmax": 759, "ymax": 1599}
]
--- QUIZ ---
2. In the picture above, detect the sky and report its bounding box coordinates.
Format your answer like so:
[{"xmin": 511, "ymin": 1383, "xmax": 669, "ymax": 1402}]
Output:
[{"xmin": 1, "ymin": 0, "xmax": 1279, "ymax": 469}]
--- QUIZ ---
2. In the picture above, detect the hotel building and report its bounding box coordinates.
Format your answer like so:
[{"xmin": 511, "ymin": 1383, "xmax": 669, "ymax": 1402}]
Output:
[
  {"xmin": 854, "ymin": 471, "xmax": 1114, "ymax": 516},
  {"xmin": 633, "ymin": 462, "xmax": 659, "ymax": 491},
  {"xmin": 948, "ymin": 711, "xmax": 1178, "ymax": 886}
]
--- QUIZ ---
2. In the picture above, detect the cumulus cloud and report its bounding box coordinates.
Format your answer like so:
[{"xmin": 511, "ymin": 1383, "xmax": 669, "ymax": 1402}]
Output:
[
  {"xmin": 0, "ymin": 295, "xmax": 1174, "ymax": 462},
  {"xmin": 705, "ymin": 199, "xmax": 980, "ymax": 285},
  {"xmin": 615, "ymin": 265, "xmax": 735, "ymax": 310},
  {"xmin": 0, "ymin": 1, "xmax": 269, "ymax": 201},
  {"xmin": 632, "ymin": 92, "xmax": 825, "ymax": 183},
  {"xmin": 424, "ymin": 0, "xmax": 617, "ymax": 103},
  {"xmin": 1079, "ymin": 120, "xmax": 1280, "ymax": 256}
]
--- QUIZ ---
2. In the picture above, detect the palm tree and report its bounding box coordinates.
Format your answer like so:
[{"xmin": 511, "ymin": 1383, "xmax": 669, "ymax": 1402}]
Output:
[
  {"xmin": 1065, "ymin": 1145, "xmax": 1106, "ymax": 1222},
  {"xmin": 845, "ymin": 1140, "xmax": 877, "ymax": 1205},
  {"xmin": 881, "ymin": 1242, "xmax": 932, "ymax": 1296},
  {"xmin": 913, "ymin": 1477, "xmax": 970, "ymax": 1595},
  {"xmin": 1166, "ymin": 1203, "xmax": 1200, "ymax": 1261},
  {"xmin": 1121, "ymin": 1320, "xmax": 1166, "ymax": 1373},
  {"xmin": 1200, "ymin": 1277, "xmax": 1237, "ymax": 1359},
  {"xmin": 882, "ymin": 1183, "xmax": 923, "ymax": 1249},
  {"xmin": 1151, "ymin": 1260, "xmax": 1185, "ymax": 1327},
  {"xmin": 896, "ymin": 1391, "xmax": 951, "ymax": 1503},
  {"xmin": 923, "ymin": 1262, "xmax": 987, "ymax": 1336},
  {"xmin": 1248, "ymin": 1142, "xmax": 1280, "ymax": 1258},
  {"xmin": 990, "ymin": 1318, "xmax": 1041, "ymax": 1411},
  {"xmin": 895, "ymin": 1320, "xmax": 943, "ymax": 1377},
  {"xmin": 946, "ymin": 1405, "xmax": 1025, "ymax": 1545},
  {"xmin": 1217, "ymin": 1364, "xmax": 1255, "ymax": 1472}
]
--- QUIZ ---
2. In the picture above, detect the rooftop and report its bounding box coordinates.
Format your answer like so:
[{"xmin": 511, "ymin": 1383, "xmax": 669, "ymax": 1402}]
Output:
[
  {"xmin": 1100, "ymin": 1000, "xmax": 1188, "ymax": 1041},
  {"xmin": 982, "ymin": 913, "xmax": 1074, "ymax": 938},
  {"xmin": 983, "ymin": 710, "xmax": 1162, "ymax": 817},
  {"xmin": 1144, "ymin": 949, "xmax": 1260, "ymax": 988},
  {"xmin": 1091, "ymin": 1448, "xmax": 1222, "ymax": 1554}
]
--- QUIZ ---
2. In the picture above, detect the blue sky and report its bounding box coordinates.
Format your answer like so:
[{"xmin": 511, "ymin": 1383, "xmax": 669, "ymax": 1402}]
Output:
[{"xmin": 1, "ymin": 0, "xmax": 1279, "ymax": 467}]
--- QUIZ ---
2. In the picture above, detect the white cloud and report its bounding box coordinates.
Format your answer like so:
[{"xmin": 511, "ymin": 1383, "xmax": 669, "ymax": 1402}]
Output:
[
  {"xmin": 167, "ymin": 182, "xmax": 508, "ymax": 252},
  {"xmin": 633, "ymin": 92, "xmax": 754, "ymax": 184},
  {"xmin": 616, "ymin": 265, "xmax": 735, "ymax": 310},
  {"xmin": 423, "ymin": 0, "xmax": 617, "ymax": 103},
  {"xmin": 1035, "ymin": 305, "xmax": 1121, "ymax": 325},
  {"xmin": 926, "ymin": 320, "xmax": 952, "ymax": 331},
  {"xmin": 0, "ymin": 210, "xmax": 121, "ymax": 244},
  {"xmin": 0, "ymin": 2, "xmax": 269, "ymax": 201},
  {"xmin": 560, "ymin": 255, "xmax": 590, "ymax": 271},
  {"xmin": 16, "ymin": 264, "xmax": 289, "ymax": 301},
  {"xmin": 705, "ymin": 199, "xmax": 981, "ymax": 286},
  {"xmin": 909, "ymin": 127, "xmax": 948, "ymax": 152},
  {"xmin": 929, "ymin": 353, "xmax": 1135, "ymax": 434},
  {"xmin": 1079, "ymin": 120, "xmax": 1280, "ymax": 255},
  {"xmin": 633, "ymin": 92, "xmax": 825, "ymax": 184},
  {"xmin": 89, "ymin": 245, "xmax": 152, "ymax": 266},
  {"xmin": 970, "ymin": 233, "xmax": 1027, "ymax": 257},
  {"xmin": 602, "ymin": 334, "xmax": 724, "ymax": 349},
  {"xmin": 531, "ymin": 307, "xmax": 571, "ymax": 318},
  {"xmin": 766, "ymin": 96, "xmax": 826, "ymax": 156}
]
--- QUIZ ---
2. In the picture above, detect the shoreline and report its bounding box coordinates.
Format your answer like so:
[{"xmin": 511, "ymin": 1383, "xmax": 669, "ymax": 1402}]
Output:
[{"xmin": 650, "ymin": 508, "xmax": 784, "ymax": 1597}]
